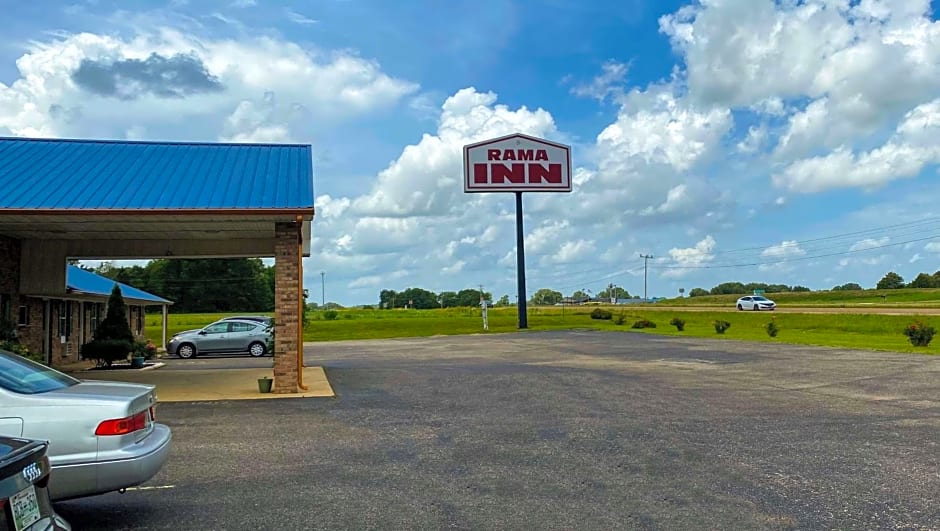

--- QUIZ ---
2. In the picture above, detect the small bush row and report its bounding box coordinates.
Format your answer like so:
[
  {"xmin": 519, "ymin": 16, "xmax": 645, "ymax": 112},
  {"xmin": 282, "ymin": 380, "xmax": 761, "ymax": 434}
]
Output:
[{"xmin": 617, "ymin": 315, "xmax": 936, "ymax": 347}]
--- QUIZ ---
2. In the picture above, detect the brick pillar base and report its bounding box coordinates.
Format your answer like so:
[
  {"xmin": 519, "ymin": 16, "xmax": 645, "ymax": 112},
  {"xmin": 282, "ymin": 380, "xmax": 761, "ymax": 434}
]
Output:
[{"xmin": 273, "ymin": 222, "xmax": 300, "ymax": 393}]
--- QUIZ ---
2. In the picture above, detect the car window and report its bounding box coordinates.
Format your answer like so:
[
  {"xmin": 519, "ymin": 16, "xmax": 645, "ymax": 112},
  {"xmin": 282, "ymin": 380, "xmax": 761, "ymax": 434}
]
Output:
[
  {"xmin": 753, "ymin": 296, "xmax": 768, "ymax": 301},
  {"xmin": 230, "ymin": 322, "xmax": 257, "ymax": 333},
  {"xmin": 0, "ymin": 350, "xmax": 79, "ymax": 394},
  {"xmin": 742, "ymin": 297, "xmax": 751, "ymax": 301},
  {"xmin": 205, "ymin": 323, "xmax": 230, "ymax": 334}
]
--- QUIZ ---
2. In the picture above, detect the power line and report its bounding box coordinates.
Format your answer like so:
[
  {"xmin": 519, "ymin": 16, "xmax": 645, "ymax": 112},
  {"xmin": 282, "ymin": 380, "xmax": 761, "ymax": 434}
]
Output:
[{"xmin": 523, "ymin": 217, "xmax": 940, "ymax": 292}]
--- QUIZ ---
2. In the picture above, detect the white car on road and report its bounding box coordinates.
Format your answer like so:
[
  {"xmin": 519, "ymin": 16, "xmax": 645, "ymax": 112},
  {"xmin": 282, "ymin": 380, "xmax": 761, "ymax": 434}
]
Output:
[{"xmin": 736, "ymin": 296, "xmax": 776, "ymax": 311}]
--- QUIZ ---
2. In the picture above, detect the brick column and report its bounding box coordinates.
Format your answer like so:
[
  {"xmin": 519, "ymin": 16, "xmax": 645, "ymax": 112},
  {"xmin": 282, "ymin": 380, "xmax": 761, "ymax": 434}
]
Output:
[{"xmin": 273, "ymin": 222, "xmax": 300, "ymax": 393}]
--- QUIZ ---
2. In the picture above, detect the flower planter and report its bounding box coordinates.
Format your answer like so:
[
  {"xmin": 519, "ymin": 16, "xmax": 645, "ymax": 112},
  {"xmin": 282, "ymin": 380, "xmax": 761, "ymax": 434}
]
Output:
[
  {"xmin": 257, "ymin": 377, "xmax": 273, "ymax": 393},
  {"xmin": 131, "ymin": 356, "xmax": 146, "ymax": 369}
]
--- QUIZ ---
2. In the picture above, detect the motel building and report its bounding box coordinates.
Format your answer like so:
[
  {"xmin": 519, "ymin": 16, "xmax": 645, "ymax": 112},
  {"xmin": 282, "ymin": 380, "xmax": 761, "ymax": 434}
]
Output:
[{"xmin": 0, "ymin": 137, "xmax": 315, "ymax": 393}]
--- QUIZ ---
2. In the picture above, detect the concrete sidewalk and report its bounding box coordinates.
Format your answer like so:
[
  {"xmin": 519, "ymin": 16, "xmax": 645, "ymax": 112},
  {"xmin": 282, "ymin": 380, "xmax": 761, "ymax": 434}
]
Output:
[{"xmin": 80, "ymin": 366, "xmax": 335, "ymax": 402}]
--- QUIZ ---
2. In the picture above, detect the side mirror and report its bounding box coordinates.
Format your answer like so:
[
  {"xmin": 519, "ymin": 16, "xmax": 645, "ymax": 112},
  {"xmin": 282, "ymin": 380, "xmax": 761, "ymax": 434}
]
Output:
[{"xmin": 198, "ymin": 330, "xmax": 207, "ymax": 335}]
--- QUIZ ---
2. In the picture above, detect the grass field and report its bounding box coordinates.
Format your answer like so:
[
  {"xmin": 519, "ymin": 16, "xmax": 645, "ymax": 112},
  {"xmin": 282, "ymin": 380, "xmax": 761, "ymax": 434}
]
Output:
[
  {"xmin": 655, "ymin": 287, "xmax": 940, "ymax": 307},
  {"xmin": 145, "ymin": 306, "xmax": 940, "ymax": 355}
]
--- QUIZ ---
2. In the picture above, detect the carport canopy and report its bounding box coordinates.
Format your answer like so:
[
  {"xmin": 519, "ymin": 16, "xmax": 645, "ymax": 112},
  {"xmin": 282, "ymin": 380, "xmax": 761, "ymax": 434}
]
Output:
[{"xmin": 0, "ymin": 137, "xmax": 314, "ymax": 393}]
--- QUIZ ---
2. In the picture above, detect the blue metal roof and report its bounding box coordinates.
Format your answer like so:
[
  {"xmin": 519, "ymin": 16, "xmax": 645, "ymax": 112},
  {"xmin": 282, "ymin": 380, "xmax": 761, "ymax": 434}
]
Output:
[
  {"xmin": 0, "ymin": 137, "xmax": 313, "ymax": 211},
  {"xmin": 67, "ymin": 265, "xmax": 172, "ymax": 304}
]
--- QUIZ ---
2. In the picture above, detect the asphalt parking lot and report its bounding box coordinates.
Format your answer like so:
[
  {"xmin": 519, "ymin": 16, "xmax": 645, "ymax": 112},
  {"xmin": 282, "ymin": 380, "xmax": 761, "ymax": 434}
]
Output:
[{"xmin": 57, "ymin": 331, "xmax": 939, "ymax": 530}]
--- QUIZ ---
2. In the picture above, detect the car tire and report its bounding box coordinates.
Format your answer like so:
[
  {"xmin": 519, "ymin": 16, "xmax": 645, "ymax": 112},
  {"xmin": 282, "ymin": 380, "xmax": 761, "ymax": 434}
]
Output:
[
  {"xmin": 177, "ymin": 343, "xmax": 197, "ymax": 359},
  {"xmin": 752, "ymin": 304, "xmax": 759, "ymax": 311},
  {"xmin": 737, "ymin": 304, "xmax": 743, "ymax": 311},
  {"xmin": 248, "ymin": 341, "xmax": 267, "ymax": 358}
]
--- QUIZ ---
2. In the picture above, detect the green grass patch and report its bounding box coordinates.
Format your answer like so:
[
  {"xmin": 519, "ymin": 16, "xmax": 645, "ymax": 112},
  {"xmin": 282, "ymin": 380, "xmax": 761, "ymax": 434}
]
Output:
[
  {"xmin": 657, "ymin": 287, "xmax": 940, "ymax": 307},
  {"xmin": 146, "ymin": 307, "xmax": 939, "ymax": 355}
]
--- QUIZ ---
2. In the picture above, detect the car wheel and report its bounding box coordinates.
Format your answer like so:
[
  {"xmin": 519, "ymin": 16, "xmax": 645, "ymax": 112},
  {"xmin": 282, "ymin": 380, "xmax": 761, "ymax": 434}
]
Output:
[
  {"xmin": 248, "ymin": 341, "xmax": 267, "ymax": 357},
  {"xmin": 737, "ymin": 304, "xmax": 743, "ymax": 311},
  {"xmin": 177, "ymin": 343, "xmax": 197, "ymax": 359},
  {"xmin": 752, "ymin": 304, "xmax": 759, "ymax": 311}
]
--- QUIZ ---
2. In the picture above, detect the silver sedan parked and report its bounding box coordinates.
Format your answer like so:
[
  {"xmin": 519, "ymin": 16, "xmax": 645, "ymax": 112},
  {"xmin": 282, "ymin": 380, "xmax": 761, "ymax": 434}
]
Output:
[
  {"xmin": 166, "ymin": 318, "xmax": 272, "ymax": 359},
  {"xmin": 0, "ymin": 350, "xmax": 172, "ymax": 501}
]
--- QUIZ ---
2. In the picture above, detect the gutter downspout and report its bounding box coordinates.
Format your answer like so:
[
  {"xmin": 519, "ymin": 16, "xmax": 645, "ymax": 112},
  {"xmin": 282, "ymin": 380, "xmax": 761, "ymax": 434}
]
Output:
[{"xmin": 296, "ymin": 215, "xmax": 308, "ymax": 391}]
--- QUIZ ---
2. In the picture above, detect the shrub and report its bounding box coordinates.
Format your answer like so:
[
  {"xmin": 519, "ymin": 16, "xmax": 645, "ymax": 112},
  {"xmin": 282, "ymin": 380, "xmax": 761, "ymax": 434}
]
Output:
[
  {"xmin": 590, "ymin": 308, "xmax": 612, "ymax": 320},
  {"xmin": 614, "ymin": 312, "xmax": 626, "ymax": 325},
  {"xmin": 713, "ymin": 320, "xmax": 731, "ymax": 334},
  {"xmin": 631, "ymin": 319, "xmax": 656, "ymax": 329},
  {"xmin": 323, "ymin": 310, "xmax": 339, "ymax": 321},
  {"xmin": 0, "ymin": 339, "xmax": 41, "ymax": 363},
  {"xmin": 765, "ymin": 320, "xmax": 779, "ymax": 338},
  {"xmin": 903, "ymin": 321, "xmax": 935, "ymax": 347},
  {"xmin": 669, "ymin": 318, "xmax": 685, "ymax": 331},
  {"xmin": 81, "ymin": 339, "xmax": 133, "ymax": 367}
]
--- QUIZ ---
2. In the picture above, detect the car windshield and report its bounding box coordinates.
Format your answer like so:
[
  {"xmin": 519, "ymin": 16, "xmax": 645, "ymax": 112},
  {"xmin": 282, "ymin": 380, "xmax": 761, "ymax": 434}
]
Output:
[
  {"xmin": 753, "ymin": 296, "xmax": 769, "ymax": 301},
  {"xmin": 0, "ymin": 350, "xmax": 80, "ymax": 395}
]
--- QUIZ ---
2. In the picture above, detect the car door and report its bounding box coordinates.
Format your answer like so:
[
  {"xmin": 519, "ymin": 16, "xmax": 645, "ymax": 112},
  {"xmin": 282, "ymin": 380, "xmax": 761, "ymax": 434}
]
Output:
[
  {"xmin": 198, "ymin": 322, "xmax": 232, "ymax": 353},
  {"xmin": 226, "ymin": 322, "xmax": 258, "ymax": 353}
]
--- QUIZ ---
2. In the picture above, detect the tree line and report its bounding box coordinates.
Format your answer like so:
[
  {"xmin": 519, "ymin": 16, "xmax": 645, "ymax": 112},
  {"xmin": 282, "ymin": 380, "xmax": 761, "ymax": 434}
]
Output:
[
  {"xmin": 378, "ymin": 288, "xmax": 498, "ymax": 309},
  {"xmin": 687, "ymin": 282, "xmax": 811, "ymax": 297},
  {"xmin": 875, "ymin": 270, "xmax": 940, "ymax": 289},
  {"xmin": 89, "ymin": 259, "xmax": 276, "ymax": 313}
]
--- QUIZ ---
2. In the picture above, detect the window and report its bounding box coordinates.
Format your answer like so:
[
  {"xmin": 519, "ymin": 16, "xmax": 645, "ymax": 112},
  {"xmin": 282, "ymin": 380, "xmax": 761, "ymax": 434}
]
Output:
[
  {"xmin": 90, "ymin": 303, "xmax": 100, "ymax": 335},
  {"xmin": 17, "ymin": 305, "xmax": 28, "ymax": 326},
  {"xmin": 57, "ymin": 301, "xmax": 73, "ymax": 338},
  {"xmin": 0, "ymin": 349, "xmax": 79, "ymax": 394},
  {"xmin": 204, "ymin": 323, "xmax": 230, "ymax": 334},
  {"xmin": 230, "ymin": 322, "xmax": 257, "ymax": 333}
]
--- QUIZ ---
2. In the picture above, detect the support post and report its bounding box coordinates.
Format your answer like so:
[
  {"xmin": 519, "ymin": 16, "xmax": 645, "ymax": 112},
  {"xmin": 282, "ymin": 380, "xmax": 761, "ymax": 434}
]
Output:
[
  {"xmin": 296, "ymin": 216, "xmax": 307, "ymax": 391},
  {"xmin": 161, "ymin": 304, "xmax": 168, "ymax": 352},
  {"xmin": 515, "ymin": 192, "xmax": 528, "ymax": 329},
  {"xmin": 273, "ymin": 222, "xmax": 300, "ymax": 393}
]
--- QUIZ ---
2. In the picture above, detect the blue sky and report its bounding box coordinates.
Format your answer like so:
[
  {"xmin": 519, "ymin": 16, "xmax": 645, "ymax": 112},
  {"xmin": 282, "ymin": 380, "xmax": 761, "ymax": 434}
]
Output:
[{"xmin": 3, "ymin": 0, "xmax": 940, "ymax": 305}]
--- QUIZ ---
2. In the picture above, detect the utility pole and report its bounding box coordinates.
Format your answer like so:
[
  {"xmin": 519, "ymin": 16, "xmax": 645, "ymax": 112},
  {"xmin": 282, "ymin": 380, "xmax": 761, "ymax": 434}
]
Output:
[
  {"xmin": 639, "ymin": 254, "xmax": 653, "ymax": 301},
  {"xmin": 320, "ymin": 271, "xmax": 325, "ymax": 307}
]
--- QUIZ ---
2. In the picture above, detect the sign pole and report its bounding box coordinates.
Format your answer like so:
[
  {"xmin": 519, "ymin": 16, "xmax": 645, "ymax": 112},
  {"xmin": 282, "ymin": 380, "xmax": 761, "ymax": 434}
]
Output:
[{"xmin": 515, "ymin": 191, "xmax": 528, "ymax": 329}]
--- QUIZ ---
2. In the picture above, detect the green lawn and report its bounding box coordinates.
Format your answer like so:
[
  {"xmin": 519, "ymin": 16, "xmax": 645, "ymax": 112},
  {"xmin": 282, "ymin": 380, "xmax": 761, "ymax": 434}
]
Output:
[
  {"xmin": 146, "ymin": 307, "xmax": 940, "ymax": 355},
  {"xmin": 655, "ymin": 287, "xmax": 940, "ymax": 307}
]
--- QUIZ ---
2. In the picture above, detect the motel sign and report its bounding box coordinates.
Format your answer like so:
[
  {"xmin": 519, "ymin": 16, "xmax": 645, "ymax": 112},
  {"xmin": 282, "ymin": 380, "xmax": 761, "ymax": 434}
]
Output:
[
  {"xmin": 464, "ymin": 133, "xmax": 571, "ymax": 193},
  {"xmin": 462, "ymin": 132, "xmax": 572, "ymax": 330}
]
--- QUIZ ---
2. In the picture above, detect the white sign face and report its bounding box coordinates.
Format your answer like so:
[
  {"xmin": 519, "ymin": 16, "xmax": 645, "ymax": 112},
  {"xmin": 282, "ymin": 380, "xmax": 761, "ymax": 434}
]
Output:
[{"xmin": 463, "ymin": 133, "xmax": 571, "ymax": 193}]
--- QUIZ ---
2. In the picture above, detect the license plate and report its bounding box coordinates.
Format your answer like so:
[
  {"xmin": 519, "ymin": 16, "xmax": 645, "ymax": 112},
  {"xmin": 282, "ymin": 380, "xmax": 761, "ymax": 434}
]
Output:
[{"xmin": 11, "ymin": 485, "xmax": 41, "ymax": 531}]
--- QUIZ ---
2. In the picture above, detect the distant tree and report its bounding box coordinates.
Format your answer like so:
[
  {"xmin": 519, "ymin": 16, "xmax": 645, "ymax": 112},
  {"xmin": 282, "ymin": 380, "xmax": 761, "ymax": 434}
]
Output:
[
  {"xmin": 710, "ymin": 282, "xmax": 748, "ymax": 295},
  {"xmin": 597, "ymin": 286, "xmax": 630, "ymax": 300},
  {"xmin": 398, "ymin": 287, "xmax": 439, "ymax": 309},
  {"xmin": 907, "ymin": 273, "xmax": 938, "ymax": 289},
  {"xmin": 877, "ymin": 272, "xmax": 905, "ymax": 290},
  {"xmin": 832, "ymin": 283, "xmax": 863, "ymax": 291},
  {"xmin": 497, "ymin": 294, "xmax": 510, "ymax": 306},
  {"xmin": 531, "ymin": 288, "xmax": 563, "ymax": 306},
  {"xmin": 439, "ymin": 291, "xmax": 459, "ymax": 308},
  {"xmin": 689, "ymin": 288, "xmax": 709, "ymax": 297},
  {"xmin": 379, "ymin": 289, "xmax": 399, "ymax": 309},
  {"xmin": 455, "ymin": 288, "xmax": 490, "ymax": 307},
  {"xmin": 790, "ymin": 286, "xmax": 811, "ymax": 292},
  {"xmin": 570, "ymin": 290, "xmax": 591, "ymax": 302}
]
